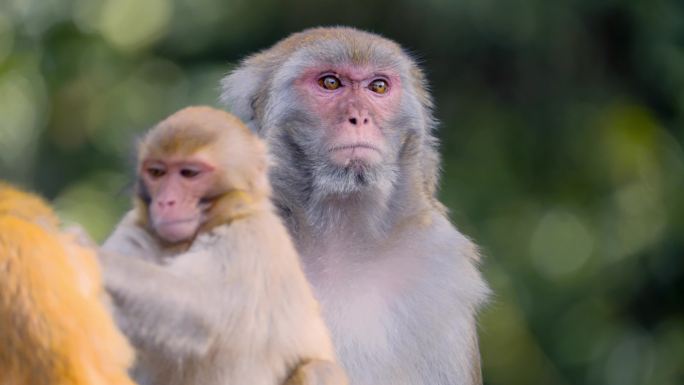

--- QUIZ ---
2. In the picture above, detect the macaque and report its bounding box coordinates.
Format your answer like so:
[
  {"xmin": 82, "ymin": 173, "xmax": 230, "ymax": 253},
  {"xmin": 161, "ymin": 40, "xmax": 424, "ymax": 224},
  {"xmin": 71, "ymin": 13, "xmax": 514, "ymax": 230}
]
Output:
[
  {"xmin": 221, "ymin": 27, "xmax": 491, "ymax": 385},
  {"xmin": 0, "ymin": 182, "xmax": 135, "ymax": 385},
  {"xmin": 101, "ymin": 106, "xmax": 347, "ymax": 385}
]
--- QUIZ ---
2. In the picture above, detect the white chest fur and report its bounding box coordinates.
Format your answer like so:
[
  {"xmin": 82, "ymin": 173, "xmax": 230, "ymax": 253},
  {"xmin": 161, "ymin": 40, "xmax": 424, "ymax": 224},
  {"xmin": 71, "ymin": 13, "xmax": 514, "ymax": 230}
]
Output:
[{"xmin": 298, "ymin": 215, "xmax": 490, "ymax": 385}]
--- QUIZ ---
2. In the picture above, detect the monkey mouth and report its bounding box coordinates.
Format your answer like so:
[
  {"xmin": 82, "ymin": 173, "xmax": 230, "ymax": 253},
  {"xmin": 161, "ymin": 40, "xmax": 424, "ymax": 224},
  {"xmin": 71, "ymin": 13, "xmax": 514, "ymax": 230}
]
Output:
[
  {"xmin": 154, "ymin": 217, "xmax": 200, "ymax": 243},
  {"xmin": 157, "ymin": 218, "xmax": 197, "ymax": 226},
  {"xmin": 328, "ymin": 143, "xmax": 381, "ymax": 154},
  {"xmin": 328, "ymin": 143, "xmax": 382, "ymax": 166}
]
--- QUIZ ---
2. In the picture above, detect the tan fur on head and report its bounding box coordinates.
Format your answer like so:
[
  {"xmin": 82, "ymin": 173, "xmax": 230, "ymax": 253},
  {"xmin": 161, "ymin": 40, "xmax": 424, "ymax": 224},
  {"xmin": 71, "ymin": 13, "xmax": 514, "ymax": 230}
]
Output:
[
  {"xmin": 138, "ymin": 106, "xmax": 270, "ymax": 200},
  {"xmin": 140, "ymin": 106, "xmax": 252, "ymax": 158},
  {"xmin": 134, "ymin": 106, "xmax": 272, "ymax": 248}
]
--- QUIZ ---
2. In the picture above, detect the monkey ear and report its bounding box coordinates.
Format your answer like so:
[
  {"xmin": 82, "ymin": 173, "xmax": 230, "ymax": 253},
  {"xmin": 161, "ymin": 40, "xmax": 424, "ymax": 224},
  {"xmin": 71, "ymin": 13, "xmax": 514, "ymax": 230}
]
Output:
[{"xmin": 220, "ymin": 62, "xmax": 269, "ymax": 133}]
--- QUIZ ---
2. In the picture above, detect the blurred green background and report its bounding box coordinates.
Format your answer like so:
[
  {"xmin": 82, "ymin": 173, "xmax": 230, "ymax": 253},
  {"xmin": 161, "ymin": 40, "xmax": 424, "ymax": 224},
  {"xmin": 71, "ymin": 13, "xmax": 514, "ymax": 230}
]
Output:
[{"xmin": 1, "ymin": 0, "xmax": 683, "ymax": 384}]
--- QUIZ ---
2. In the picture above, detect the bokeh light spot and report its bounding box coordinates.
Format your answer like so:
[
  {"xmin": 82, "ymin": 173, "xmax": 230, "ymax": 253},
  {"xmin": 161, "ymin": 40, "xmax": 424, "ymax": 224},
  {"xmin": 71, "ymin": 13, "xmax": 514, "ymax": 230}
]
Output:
[
  {"xmin": 0, "ymin": 72, "xmax": 39, "ymax": 167},
  {"xmin": 98, "ymin": 0, "xmax": 172, "ymax": 52},
  {"xmin": 598, "ymin": 103, "xmax": 660, "ymax": 183},
  {"xmin": 0, "ymin": 14, "xmax": 14, "ymax": 64},
  {"xmin": 608, "ymin": 180, "xmax": 666, "ymax": 260},
  {"xmin": 603, "ymin": 331, "xmax": 655, "ymax": 385},
  {"xmin": 53, "ymin": 173, "xmax": 130, "ymax": 242},
  {"xmin": 530, "ymin": 209, "xmax": 594, "ymax": 279}
]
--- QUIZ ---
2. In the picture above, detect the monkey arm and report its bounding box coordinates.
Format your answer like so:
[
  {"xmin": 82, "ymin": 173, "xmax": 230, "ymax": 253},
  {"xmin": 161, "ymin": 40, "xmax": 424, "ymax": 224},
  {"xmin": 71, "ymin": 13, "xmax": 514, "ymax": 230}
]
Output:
[
  {"xmin": 397, "ymin": 215, "xmax": 490, "ymax": 385},
  {"xmin": 99, "ymin": 251, "xmax": 217, "ymax": 358},
  {"xmin": 430, "ymin": 270, "xmax": 487, "ymax": 382},
  {"xmin": 102, "ymin": 211, "xmax": 164, "ymax": 262}
]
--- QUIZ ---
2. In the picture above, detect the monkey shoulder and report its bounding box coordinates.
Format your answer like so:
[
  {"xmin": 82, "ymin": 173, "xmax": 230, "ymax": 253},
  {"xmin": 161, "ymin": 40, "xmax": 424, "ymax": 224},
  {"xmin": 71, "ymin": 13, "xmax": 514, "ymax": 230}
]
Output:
[
  {"xmin": 397, "ymin": 211, "xmax": 476, "ymax": 256},
  {"xmin": 376, "ymin": 210, "xmax": 489, "ymax": 327},
  {"xmin": 188, "ymin": 210, "xmax": 306, "ymax": 283},
  {"xmin": 401, "ymin": 211, "xmax": 489, "ymax": 306},
  {"xmin": 390, "ymin": 210, "xmax": 480, "ymax": 271}
]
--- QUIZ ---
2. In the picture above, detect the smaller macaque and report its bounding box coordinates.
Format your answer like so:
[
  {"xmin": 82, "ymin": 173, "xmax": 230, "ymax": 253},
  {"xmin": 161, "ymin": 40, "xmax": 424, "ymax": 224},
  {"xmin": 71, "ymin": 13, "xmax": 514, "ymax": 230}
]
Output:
[
  {"xmin": 0, "ymin": 182, "xmax": 135, "ymax": 385},
  {"xmin": 101, "ymin": 106, "xmax": 347, "ymax": 385}
]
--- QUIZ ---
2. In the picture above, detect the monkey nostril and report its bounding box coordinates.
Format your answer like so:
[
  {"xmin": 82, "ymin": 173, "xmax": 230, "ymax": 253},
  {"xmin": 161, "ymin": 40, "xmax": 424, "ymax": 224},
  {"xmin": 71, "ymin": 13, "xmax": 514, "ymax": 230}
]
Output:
[
  {"xmin": 349, "ymin": 118, "xmax": 358, "ymax": 125},
  {"xmin": 363, "ymin": 118, "xmax": 369, "ymax": 124}
]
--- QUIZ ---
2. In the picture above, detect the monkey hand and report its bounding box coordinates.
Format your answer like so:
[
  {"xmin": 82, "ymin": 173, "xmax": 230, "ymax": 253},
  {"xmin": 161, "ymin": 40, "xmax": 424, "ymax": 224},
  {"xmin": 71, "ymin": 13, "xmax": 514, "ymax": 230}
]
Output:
[{"xmin": 102, "ymin": 211, "xmax": 165, "ymax": 263}]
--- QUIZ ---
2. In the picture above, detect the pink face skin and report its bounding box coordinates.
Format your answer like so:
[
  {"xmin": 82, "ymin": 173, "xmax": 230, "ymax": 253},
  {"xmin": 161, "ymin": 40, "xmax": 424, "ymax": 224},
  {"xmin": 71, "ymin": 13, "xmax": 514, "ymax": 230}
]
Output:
[
  {"xmin": 296, "ymin": 65, "xmax": 403, "ymax": 167},
  {"xmin": 141, "ymin": 158, "xmax": 216, "ymax": 243}
]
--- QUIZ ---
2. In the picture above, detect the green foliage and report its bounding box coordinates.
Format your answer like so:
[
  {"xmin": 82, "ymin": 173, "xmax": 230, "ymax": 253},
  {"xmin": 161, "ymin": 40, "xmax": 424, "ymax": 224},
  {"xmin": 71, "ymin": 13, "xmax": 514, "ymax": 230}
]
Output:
[{"xmin": 1, "ymin": 1, "xmax": 682, "ymax": 384}]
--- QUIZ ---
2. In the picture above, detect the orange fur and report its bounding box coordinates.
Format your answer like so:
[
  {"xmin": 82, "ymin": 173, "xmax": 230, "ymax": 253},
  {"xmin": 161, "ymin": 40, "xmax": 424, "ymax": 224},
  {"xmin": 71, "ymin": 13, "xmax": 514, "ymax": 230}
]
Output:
[{"xmin": 0, "ymin": 182, "xmax": 135, "ymax": 385}]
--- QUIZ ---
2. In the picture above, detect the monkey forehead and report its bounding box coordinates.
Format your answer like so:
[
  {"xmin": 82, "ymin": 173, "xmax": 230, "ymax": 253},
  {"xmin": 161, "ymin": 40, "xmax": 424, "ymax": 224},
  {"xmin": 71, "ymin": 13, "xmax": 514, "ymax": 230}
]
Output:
[
  {"xmin": 280, "ymin": 29, "xmax": 408, "ymax": 72},
  {"xmin": 140, "ymin": 106, "xmax": 255, "ymax": 158},
  {"xmin": 274, "ymin": 27, "xmax": 404, "ymax": 60},
  {"xmin": 247, "ymin": 27, "xmax": 412, "ymax": 84}
]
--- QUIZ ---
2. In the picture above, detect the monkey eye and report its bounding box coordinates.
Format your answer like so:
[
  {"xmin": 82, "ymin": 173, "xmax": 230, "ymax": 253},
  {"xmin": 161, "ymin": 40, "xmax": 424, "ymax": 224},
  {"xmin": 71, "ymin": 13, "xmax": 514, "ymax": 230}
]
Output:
[
  {"xmin": 147, "ymin": 167, "xmax": 166, "ymax": 178},
  {"xmin": 180, "ymin": 168, "xmax": 201, "ymax": 178},
  {"xmin": 369, "ymin": 79, "xmax": 388, "ymax": 94},
  {"xmin": 318, "ymin": 75, "xmax": 341, "ymax": 90}
]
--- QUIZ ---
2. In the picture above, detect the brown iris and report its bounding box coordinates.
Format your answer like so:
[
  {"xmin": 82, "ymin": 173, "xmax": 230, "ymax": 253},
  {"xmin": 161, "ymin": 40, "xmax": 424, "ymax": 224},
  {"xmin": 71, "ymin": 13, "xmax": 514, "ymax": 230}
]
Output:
[
  {"xmin": 147, "ymin": 167, "xmax": 166, "ymax": 178},
  {"xmin": 369, "ymin": 79, "xmax": 388, "ymax": 94},
  {"xmin": 318, "ymin": 75, "xmax": 341, "ymax": 90}
]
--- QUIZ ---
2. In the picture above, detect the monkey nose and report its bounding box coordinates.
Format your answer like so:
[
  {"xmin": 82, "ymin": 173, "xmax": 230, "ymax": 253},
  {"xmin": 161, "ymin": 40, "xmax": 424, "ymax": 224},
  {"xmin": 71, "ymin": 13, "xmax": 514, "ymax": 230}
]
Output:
[
  {"xmin": 158, "ymin": 200, "xmax": 176, "ymax": 208},
  {"xmin": 348, "ymin": 114, "xmax": 370, "ymax": 126}
]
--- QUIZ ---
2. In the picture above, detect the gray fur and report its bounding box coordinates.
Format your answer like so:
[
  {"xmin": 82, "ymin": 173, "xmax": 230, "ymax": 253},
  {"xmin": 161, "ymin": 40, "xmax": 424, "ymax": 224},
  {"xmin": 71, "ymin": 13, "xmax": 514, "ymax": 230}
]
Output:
[{"xmin": 221, "ymin": 27, "xmax": 489, "ymax": 385}]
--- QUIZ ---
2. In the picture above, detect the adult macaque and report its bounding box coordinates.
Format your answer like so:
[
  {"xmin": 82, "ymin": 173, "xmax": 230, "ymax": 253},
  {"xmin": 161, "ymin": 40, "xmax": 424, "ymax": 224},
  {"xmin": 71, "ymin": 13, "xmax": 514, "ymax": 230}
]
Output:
[
  {"xmin": 101, "ymin": 106, "xmax": 347, "ymax": 385},
  {"xmin": 0, "ymin": 183, "xmax": 135, "ymax": 385},
  {"xmin": 221, "ymin": 27, "xmax": 490, "ymax": 385}
]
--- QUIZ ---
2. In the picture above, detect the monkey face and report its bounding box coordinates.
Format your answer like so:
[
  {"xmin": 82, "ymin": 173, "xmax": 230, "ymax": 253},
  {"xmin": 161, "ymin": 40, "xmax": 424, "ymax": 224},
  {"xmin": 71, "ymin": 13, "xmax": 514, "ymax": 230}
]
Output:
[
  {"xmin": 222, "ymin": 28, "xmax": 435, "ymax": 204},
  {"xmin": 304, "ymin": 69, "xmax": 402, "ymax": 169},
  {"xmin": 136, "ymin": 106, "xmax": 270, "ymax": 244},
  {"xmin": 140, "ymin": 158, "xmax": 216, "ymax": 243},
  {"xmin": 271, "ymin": 63, "xmax": 405, "ymax": 196}
]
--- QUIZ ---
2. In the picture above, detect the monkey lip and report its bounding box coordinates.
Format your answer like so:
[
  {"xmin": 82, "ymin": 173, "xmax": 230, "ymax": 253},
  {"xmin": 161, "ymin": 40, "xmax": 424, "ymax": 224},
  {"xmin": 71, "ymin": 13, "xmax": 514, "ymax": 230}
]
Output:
[
  {"xmin": 154, "ymin": 217, "xmax": 199, "ymax": 243},
  {"xmin": 328, "ymin": 143, "xmax": 382, "ymax": 165},
  {"xmin": 329, "ymin": 143, "xmax": 380, "ymax": 153},
  {"xmin": 157, "ymin": 218, "xmax": 197, "ymax": 227}
]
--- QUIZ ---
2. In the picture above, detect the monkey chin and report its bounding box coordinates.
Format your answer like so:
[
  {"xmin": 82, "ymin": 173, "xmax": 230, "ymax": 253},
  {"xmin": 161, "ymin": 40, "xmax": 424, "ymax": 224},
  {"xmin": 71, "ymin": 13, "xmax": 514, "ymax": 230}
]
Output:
[{"xmin": 315, "ymin": 158, "xmax": 388, "ymax": 197}]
